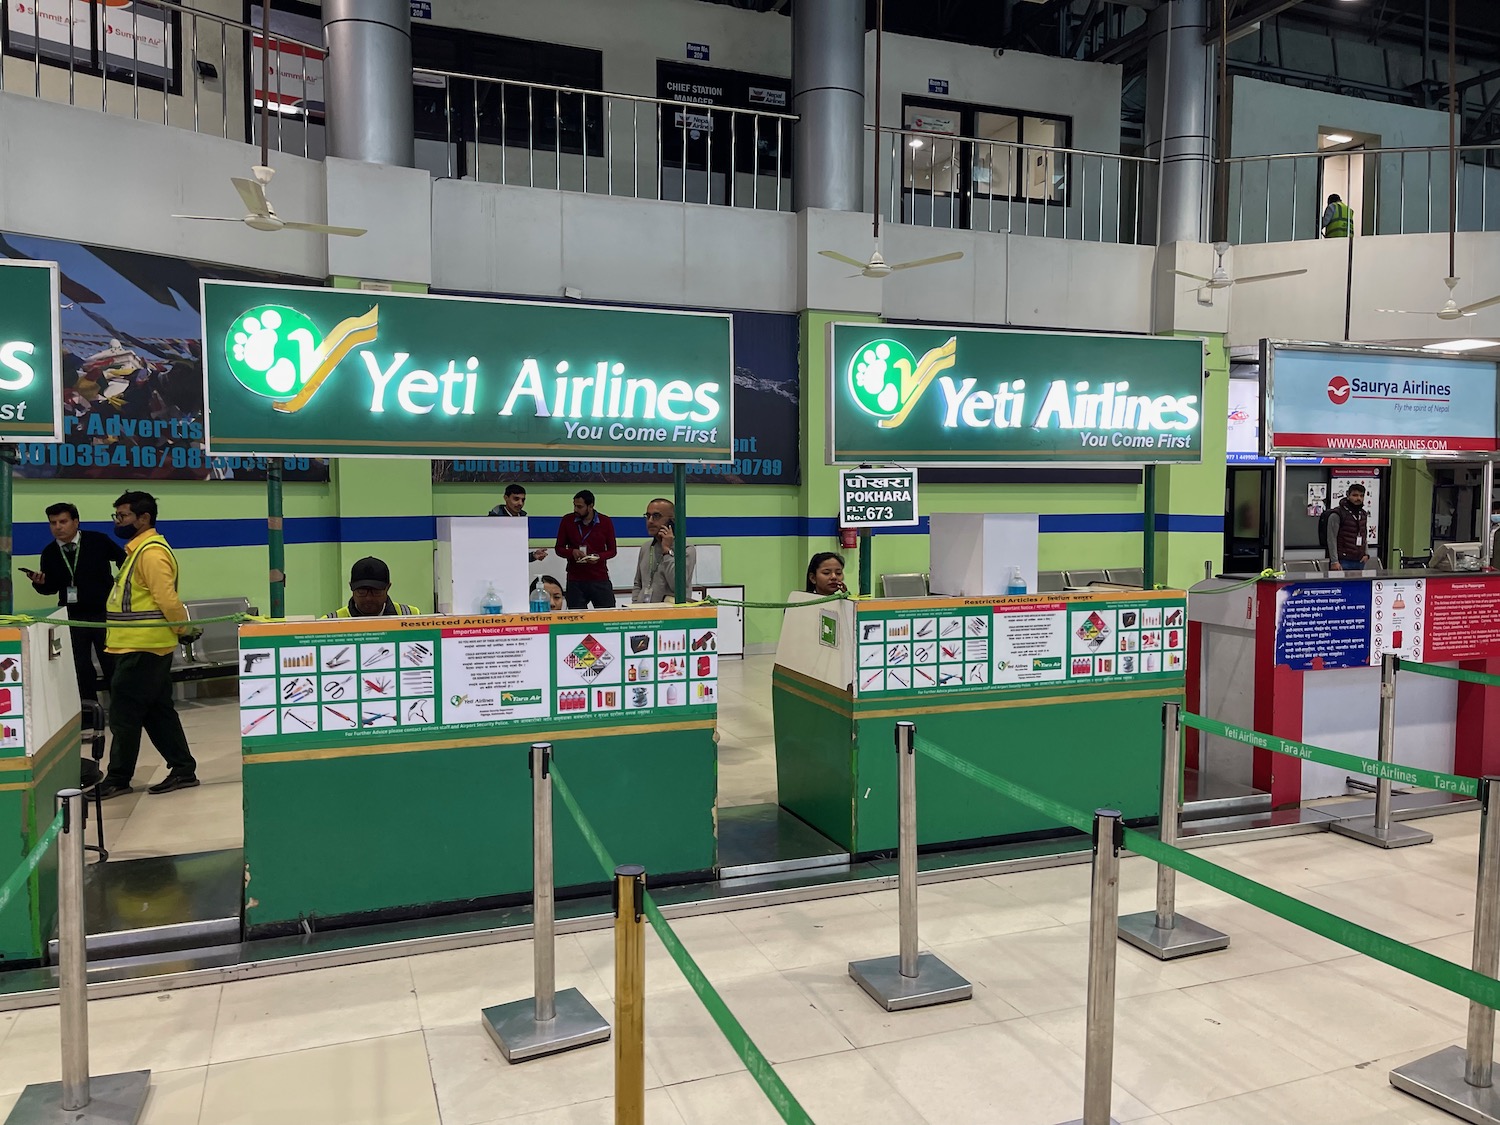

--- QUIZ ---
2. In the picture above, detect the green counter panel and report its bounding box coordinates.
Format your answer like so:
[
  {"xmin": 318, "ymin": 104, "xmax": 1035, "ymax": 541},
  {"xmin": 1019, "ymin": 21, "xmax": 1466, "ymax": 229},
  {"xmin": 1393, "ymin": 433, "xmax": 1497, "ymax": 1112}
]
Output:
[
  {"xmin": 0, "ymin": 721, "xmax": 81, "ymax": 963},
  {"xmin": 243, "ymin": 723, "xmax": 716, "ymax": 933}
]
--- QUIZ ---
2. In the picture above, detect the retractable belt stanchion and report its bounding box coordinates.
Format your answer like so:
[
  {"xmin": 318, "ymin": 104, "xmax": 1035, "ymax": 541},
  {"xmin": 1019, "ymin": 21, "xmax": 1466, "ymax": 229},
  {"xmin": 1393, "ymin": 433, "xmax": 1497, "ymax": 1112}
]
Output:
[
  {"xmin": 1057, "ymin": 810, "xmax": 1124, "ymax": 1125},
  {"xmin": 6, "ymin": 790, "xmax": 150, "ymax": 1125},
  {"xmin": 849, "ymin": 720, "xmax": 972, "ymax": 1011},
  {"xmin": 613, "ymin": 864, "xmax": 647, "ymax": 1125},
  {"xmin": 1391, "ymin": 775, "xmax": 1500, "ymax": 1121},
  {"xmin": 482, "ymin": 743, "xmax": 611, "ymax": 1062},
  {"xmin": 1118, "ymin": 702, "xmax": 1230, "ymax": 959},
  {"xmin": 1331, "ymin": 654, "xmax": 1433, "ymax": 849}
]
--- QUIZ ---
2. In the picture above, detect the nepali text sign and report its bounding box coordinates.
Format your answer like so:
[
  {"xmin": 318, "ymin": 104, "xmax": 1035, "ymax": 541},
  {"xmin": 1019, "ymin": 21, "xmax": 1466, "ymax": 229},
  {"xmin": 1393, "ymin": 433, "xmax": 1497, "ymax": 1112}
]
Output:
[
  {"xmin": 1264, "ymin": 341, "xmax": 1500, "ymax": 456},
  {"xmin": 201, "ymin": 282, "xmax": 734, "ymax": 461},
  {"xmin": 0, "ymin": 261, "xmax": 63, "ymax": 442},
  {"xmin": 828, "ymin": 323, "xmax": 1204, "ymax": 465},
  {"xmin": 839, "ymin": 468, "xmax": 918, "ymax": 527}
]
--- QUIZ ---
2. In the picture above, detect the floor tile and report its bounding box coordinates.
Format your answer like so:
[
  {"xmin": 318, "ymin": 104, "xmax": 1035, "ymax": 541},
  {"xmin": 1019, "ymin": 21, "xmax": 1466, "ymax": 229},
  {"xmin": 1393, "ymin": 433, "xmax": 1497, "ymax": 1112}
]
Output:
[
  {"xmin": 199, "ymin": 1031, "xmax": 439, "ymax": 1125},
  {"xmin": 408, "ymin": 935, "xmax": 606, "ymax": 1029},
  {"xmin": 139, "ymin": 1065, "xmax": 209, "ymax": 1125},
  {"xmin": 467, "ymin": 1088, "xmax": 686, "ymax": 1125},
  {"xmin": 1159, "ymin": 1070, "xmax": 1424, "ymax": 1124},
  {"xmin": 726, "ymin": 893, "xmax": 901, "ymax": 972},
  {"xmin": 577, "ymin": 912, "xmax": 781, "ymax": 997}
]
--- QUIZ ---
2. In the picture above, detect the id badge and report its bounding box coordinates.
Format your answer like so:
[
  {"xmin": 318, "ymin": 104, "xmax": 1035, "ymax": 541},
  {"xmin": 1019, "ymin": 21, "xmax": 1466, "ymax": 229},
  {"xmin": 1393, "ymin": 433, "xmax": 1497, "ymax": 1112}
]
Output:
[{"xmin": 65, "ymin": 586, "xmax": 78, "ymax": 605}]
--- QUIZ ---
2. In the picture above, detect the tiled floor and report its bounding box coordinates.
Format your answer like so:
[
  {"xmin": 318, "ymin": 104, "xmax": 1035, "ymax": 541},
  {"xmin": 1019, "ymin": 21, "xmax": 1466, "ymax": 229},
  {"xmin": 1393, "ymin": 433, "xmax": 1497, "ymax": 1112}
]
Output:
[
  {"xmin": 98, "ymin": 654, "xmax": 781, "ymax": 859},
  {"xmin": 2, "ymin": 812, "xmax": 1489, "ymax": 1123}
]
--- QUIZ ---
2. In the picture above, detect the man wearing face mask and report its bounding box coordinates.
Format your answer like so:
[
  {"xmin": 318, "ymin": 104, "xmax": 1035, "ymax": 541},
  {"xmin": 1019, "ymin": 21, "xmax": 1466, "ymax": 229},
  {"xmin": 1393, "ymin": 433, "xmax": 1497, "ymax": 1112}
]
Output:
[
  {"xmin": 96, "ymin": 491, "xmax": 197, "ymax": 799},
  {"xmin": 1324, "ymin": 483, "xmax": 1370, "ymax": 573}
]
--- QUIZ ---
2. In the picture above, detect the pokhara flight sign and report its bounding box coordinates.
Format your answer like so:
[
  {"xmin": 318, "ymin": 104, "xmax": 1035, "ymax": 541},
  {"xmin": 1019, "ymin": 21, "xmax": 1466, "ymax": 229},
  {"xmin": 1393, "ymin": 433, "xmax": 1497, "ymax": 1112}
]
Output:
[
  {"xmin": 200, "ymin": 281, "xmax": 734, "ymax": 461},
  {"xmin": 827, "ymin": 323, "xmax": 1204, "ymax": 465}
]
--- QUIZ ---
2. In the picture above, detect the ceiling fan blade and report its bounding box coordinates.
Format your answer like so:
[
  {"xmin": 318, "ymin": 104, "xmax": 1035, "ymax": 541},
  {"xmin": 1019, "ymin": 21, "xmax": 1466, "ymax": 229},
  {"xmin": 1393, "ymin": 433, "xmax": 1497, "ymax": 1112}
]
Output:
[
  {"xmin": 171, "ymin": 214, "xmax": 248, "ymax": 223},
  {"xmin": 281, "ymin": 221, "xmax": 368, "ymax": 237},
  {"xmin": 1459, "ymin": 293, "xmax": 1500, "ymax": 315},
  {"xmin": 1375, "ymin": 308, "xmax": 1441, "ymax": 315},
  {"xmin": 888, "ymin": 251, "xmax": 965, "ymax": 271},
  {"xmin": 1232, "ymin": 269, "xmax": 1309, "ymax": 285},
  {"xmin": 1172, "ymin": 269, "xmax": 1214, "ymax": 283},
  {"xmin": 232, "ymin": 177, "xmax": 270, "ymax": 215},
  {"xmin": 818, "ymin": 250, "xmax": 869, "ymax": 269}
]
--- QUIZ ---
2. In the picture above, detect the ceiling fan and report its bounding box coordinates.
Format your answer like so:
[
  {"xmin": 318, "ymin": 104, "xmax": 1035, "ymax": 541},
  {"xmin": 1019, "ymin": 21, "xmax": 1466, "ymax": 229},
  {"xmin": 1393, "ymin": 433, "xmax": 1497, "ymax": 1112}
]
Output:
[
  {"xmin": 816, "ymin": 0, "xmax": 962, "ymax": 280},
  {"xmin": 1376, "ymin": 0, "xmax": 1500, "ymax": 323},
  {"xmin": 1175, "ymin": 241, "xmax": 1307, "ymax": 291},
  {"xmin": 172, "ymin": 2, "xmax": 365, "ymax": 238}
]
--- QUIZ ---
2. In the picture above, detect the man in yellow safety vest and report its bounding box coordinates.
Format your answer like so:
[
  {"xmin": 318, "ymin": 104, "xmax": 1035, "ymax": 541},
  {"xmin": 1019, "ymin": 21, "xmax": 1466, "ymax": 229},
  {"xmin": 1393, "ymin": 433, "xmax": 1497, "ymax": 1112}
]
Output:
[
  {"xmin": 1321, "ymin": 193, "xmax": 1352, "ymax": 238},
  {"xmin": 324, "ymin": 557, "xmax": 422, "ymax": 618},
  {"xmin": 96, "ymin": 491, "xmax": 198, "ymax": 800}
]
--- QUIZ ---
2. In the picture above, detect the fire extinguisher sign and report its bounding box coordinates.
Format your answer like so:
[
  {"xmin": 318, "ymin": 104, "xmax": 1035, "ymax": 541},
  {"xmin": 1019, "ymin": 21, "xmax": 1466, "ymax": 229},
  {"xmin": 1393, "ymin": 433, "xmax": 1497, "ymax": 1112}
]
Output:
[{"xmin": 839, "ymin": 467, "xmax": 919, "ymax": 529}]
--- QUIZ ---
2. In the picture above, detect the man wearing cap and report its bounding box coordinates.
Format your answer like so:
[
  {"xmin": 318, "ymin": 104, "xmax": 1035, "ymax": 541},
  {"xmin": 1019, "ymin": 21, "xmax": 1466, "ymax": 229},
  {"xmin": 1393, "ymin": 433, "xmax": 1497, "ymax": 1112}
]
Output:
[{"xmin": 325, "ymin": 557, "xmax": 422, "ymax": 618}]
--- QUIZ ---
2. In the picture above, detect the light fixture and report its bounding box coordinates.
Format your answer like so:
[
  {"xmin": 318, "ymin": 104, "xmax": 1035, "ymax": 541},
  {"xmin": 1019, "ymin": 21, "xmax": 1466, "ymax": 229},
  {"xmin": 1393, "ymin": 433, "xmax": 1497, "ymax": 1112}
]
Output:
[
  {"xmin": 909, "ymin": 138, "xmax": 924, "ymax": 149},
  {"xmin": 1323, "ymin": 132, "xmax": 1353, "ymax": 144},
  {"xmin": 1422, "ymin": 339, "xmax": 1500, "ymax": 352}
]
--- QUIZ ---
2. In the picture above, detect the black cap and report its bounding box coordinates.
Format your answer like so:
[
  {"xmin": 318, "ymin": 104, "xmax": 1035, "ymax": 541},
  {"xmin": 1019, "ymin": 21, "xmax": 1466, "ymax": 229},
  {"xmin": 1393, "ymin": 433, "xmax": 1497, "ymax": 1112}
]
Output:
[{"xmin": 349, "ymin": 556, "xmax": 391, "ymax": 590}]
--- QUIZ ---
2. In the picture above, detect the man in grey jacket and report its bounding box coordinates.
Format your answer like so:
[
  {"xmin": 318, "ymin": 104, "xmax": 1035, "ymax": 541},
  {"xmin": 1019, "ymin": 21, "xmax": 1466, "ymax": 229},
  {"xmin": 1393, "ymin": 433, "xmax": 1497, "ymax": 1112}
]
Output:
[{"xmin": 632, "ymin": 498, "xmax": 697, "ymax": 603}]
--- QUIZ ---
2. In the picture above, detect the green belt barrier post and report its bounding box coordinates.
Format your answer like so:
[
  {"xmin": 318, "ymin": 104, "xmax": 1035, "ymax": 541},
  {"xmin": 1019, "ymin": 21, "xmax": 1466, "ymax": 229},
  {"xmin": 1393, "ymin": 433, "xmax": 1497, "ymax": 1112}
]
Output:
[
  {"xmin": 613, "ymin": 864, "xmax": 647, "ymax": 1125},
  {"xmin": 1057, "ymin": 810, "xmax": 1125, "ymax": 1125},
  {"xmin": 8, "ymin": 789, "xmax": 152, "ymax": 1124},
  {"xmin": 1390, "ymin": 775, "xmax": 1500, "ymax": 1121},
  {"xmin": 1331, "ymin": 653, "xmax": 1433, "ymax": 850},
  {"xmin": 481, "ymin": 743, "xmax": 610, "ymax": 1063},
  {"xmin": 1118, "ymin": 702, "xmax": 1230, "ymax": 960},
  {"xmin": 848, "ymin": 720, "xmax": 973, "ymax": 1012}
]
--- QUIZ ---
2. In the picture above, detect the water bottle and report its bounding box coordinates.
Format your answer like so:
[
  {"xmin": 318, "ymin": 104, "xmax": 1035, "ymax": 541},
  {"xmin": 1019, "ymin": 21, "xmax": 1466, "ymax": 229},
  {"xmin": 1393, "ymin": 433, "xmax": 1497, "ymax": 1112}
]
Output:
[
  {"xmin": 529, "ymin": 579, "xmax": 550, "ymax": 614},
  {"xmin": 1006, "ymin": 566, "xmax": 1028, "ymax": 595},
  {"xmin": 480, "ymin": 582, "xmax": 504, "ymax": 615}
]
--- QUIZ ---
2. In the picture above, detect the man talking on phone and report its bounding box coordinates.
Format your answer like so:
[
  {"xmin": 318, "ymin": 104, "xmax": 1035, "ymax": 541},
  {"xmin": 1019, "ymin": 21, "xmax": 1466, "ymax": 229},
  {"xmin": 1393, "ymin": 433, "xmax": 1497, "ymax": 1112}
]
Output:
[
  {"xmin": 26, "ymin": 502, "xmax": 126, "ymax": 704},
  {"xmin": 632, "ymin": 498, "xmax": 697, "ymax": 604}
]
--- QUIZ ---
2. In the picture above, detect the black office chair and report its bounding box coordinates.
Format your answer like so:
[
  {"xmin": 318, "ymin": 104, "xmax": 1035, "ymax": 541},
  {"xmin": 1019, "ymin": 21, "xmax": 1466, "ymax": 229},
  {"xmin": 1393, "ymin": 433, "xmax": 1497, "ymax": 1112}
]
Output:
[{"xmin": 79, "ymin": 699, "xmax": 109, "ymax": 862}]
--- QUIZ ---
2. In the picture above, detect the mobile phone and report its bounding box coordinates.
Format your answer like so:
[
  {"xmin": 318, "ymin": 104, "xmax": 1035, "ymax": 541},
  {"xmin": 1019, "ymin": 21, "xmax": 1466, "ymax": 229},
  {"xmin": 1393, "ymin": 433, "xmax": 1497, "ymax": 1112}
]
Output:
[{"xmin": 20, "ymin": 567, "xmax": 37, "ymax": 579}]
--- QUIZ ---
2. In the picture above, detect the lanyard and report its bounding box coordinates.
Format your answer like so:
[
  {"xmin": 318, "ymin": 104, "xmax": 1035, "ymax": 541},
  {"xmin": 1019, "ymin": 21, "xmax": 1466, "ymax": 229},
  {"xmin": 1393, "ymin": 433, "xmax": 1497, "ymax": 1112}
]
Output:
[
  {"xmin": 60, "ymin": 538, "xmax": 81, "ymax": 582},
  {"xmin": 574, "ymin": 517, "xmax": 597, "ymax": 547}
]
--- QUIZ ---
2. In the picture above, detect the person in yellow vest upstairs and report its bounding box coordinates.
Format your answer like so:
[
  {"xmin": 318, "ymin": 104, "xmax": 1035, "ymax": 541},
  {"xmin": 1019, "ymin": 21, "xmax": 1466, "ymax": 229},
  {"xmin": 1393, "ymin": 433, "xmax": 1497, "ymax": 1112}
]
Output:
[
  {"xmin": 1321, "ymin": 193, "xmax": 1353, "ymax": 238},
  {"xmin": 96, "ymin": 491, "xmax": 198, "ymax": 800},
  {"xmin": 324, "ymin": 557, "xmax": 421, "ymax": 618}
]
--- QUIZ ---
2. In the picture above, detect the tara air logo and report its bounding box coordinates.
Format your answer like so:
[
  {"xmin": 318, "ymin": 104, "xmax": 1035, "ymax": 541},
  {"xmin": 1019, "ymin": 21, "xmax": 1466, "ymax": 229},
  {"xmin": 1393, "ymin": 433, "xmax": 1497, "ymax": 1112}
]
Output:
[
  {"xmin": 223, "ymin": 304, "xmax": 379, "ymax": 414},
  {"xmin": 1327, "ymin": 376, "xmax": 1351, "ymax": 405}
]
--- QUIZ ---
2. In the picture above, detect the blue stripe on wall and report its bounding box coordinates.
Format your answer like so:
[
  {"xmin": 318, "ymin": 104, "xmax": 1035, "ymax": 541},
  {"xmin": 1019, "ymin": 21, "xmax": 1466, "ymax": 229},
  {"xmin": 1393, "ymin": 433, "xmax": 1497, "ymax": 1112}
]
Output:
[{"xmin": 15, "ymin": 512, "xmax": 1222, "ymax": 554}]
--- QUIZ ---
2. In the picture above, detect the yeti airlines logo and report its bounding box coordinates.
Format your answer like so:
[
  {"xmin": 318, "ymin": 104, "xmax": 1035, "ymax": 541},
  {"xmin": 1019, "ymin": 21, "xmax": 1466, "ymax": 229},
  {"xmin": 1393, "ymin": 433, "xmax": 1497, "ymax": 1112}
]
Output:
[
  {"xmin": 846, "ymin": 335, "xmax": 1200, "ymax": 446},
  {"xmin": 224, "ymin": 304, "xmax": 379, "ymax": 414}
]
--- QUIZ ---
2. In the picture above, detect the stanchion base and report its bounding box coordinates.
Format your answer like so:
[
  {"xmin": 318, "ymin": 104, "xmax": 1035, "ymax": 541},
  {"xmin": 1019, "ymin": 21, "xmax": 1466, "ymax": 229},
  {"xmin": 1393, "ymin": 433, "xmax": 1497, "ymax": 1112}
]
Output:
[
  {"xmin": 1331, "ymin": 816, "xmax": 1434, "ymax": 849},
  {"xmin": 1117, "ymin": 911, "xmax": 1231, "ymax": 961},
  {"xmin": 4, "ymin": 1069, "xmax": 151, "ymax": 1124},
  {"xmin": 481, "ymin": 987, "xmax": 611, "ymax": 1063},
  {"xmin": 848, "ymin": 952, "xmax": 973, "ymax": 1012},
  {"xmin": 1391, "ymin": 1044, "xmax": 1500, "ymax": 1123},
  {"xmin": 1054, "ymin": 1117, "xmax": 1122, "ymax": 1124}
]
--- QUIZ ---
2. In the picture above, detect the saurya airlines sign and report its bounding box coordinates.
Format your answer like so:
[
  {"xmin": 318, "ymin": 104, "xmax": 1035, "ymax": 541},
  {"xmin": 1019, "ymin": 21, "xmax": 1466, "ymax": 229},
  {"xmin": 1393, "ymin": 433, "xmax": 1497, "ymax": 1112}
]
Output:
[
  {"xmin": 827, "ymin": 323, "xmax": 1204, "ymax": 465},
  {"xmin": 201, "ymin": 282, "xmax": 734, "ymax": 461}
]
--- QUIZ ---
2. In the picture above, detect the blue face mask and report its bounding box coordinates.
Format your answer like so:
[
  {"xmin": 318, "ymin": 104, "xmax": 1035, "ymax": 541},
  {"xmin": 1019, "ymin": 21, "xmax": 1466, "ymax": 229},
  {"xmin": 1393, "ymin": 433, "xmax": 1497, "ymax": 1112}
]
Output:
[{"xmin": 1491, "ymin": 514, "xmax": 1500, "ymax": 526}]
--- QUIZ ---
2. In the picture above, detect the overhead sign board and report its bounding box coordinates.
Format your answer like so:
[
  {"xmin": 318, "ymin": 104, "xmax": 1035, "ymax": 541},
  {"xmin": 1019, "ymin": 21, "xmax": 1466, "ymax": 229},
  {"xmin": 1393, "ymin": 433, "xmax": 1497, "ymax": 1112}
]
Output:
[
  {"xmin": 201, "ymin": 282, "xmax": 734, "ymax": 461},
  {"xmin": 1263, "ymin": 340, "xmax": 1500, "ymax": 456},
  {"xmin": 828, "ymin": 323, "xmax": 1204, "ymax": 465},
  {"xmin": 839, "ymin": 468, "xmax": 918, "ymax": 528},
  {"xmin": 0, "ymin": 261, "xmax": 64, "ymax": 443}
]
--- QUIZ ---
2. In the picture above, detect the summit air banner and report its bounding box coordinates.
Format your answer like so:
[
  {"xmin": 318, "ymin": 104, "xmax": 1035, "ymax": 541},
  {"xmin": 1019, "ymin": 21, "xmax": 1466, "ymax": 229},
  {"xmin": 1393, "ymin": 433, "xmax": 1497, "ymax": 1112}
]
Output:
[
  {"xmin": 200, "ymin": 282, "xmax": 734, "ymax": 461},
  {"xmin": 827, "ymin": 323, "xmax": 1204, "ymax": 465}
]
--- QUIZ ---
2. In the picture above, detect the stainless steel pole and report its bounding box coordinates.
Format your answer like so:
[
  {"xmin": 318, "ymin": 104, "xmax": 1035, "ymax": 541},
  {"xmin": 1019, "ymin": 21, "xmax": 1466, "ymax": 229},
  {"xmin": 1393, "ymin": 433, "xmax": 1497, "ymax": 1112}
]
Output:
[
  {"xmin": 1082, "ymin": 810, "xmax": 1122, "ymax": 1125},
  {"xmin": 1154, "ymin": 704, "xmax": 1180, "ymax": 930},
  {"xmin": 1467, "ymin": 776, "xmax": 1500, "ymax": 1088},
  {"xmin": 1272, "ymin": 455, "xmax": 1287, "ymax": 572},
  {"xmin": 57, "ymin": 789, "xmax": 89, "ymax": 1112},
  {"xmin": 1374, "ymin": 653, "xmax": 1397, "ymax": 836},
  {"xmin": 897, "ymin": 720, "xmax": 918, "ymax": 979},
  {"xmin": 1483, "ymin": 460, "xmax": 1495, "ymax": 570},
  {"xmin": 532, "ymin": 743, "xmax": 556, "ymax": 1023}
]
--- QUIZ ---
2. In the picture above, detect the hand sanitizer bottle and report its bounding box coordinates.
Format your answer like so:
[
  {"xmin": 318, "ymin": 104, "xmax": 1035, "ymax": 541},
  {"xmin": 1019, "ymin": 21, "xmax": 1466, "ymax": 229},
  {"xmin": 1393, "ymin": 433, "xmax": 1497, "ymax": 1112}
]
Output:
[
  {"xmin": 480, "ymin": 582, "xmax": 504, "ymax": 614},
  {"xmin": 1006, "ymin": 566, "xmax": 1028, "ymax": 595},
  {"xmin": 529, "ymin": 579, "xmax": 550, "ymax": 614}
]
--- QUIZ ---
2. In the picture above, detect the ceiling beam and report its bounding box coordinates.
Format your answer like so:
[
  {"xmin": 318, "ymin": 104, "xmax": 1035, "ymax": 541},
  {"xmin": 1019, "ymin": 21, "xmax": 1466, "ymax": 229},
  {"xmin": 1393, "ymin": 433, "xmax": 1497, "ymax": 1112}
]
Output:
[{"xmin": 1205, "ymin": 0, "xmax": 1308, "ymax": 45}]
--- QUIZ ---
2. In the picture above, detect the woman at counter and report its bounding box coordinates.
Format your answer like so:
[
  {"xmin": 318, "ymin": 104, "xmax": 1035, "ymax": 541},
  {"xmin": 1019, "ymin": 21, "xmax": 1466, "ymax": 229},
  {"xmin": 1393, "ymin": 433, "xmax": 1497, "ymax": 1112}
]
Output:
[{"xmin": 806, "ymin": 552, "xmax": 848, "ymax": 596}]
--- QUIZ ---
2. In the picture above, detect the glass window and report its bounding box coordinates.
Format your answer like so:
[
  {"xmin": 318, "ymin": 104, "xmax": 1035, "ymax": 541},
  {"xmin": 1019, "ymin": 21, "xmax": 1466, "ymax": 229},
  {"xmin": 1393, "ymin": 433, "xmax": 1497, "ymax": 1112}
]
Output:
[{"xmin": 902, "ymin": 106, "xmax": 960, "ymax": 196}]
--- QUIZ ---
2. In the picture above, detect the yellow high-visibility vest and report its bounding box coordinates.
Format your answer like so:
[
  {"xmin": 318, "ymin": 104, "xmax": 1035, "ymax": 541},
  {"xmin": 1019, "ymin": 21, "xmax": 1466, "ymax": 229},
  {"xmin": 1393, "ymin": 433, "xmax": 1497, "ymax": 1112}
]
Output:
[
  {"xmin": 1325, "ymin": 201, "xmax": 1352, "ymax": 237},
  {"xmin": 105, "ymin": 531, "xmax": 181, "ymax": 652}
]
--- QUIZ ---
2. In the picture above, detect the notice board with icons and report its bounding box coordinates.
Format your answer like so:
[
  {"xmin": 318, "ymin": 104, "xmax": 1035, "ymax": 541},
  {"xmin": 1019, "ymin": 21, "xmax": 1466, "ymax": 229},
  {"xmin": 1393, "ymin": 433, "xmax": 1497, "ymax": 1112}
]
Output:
[
  {"xmin": 0, "ymin": 630, "xmax": 24, "ymax": 752},
  {"xmin": 851, "ymin": 592, "xmax": 1187, "ymax": 698},
  {"xmin": 238, "ymin": 607, "xmax": 719, "ymax": 748}
]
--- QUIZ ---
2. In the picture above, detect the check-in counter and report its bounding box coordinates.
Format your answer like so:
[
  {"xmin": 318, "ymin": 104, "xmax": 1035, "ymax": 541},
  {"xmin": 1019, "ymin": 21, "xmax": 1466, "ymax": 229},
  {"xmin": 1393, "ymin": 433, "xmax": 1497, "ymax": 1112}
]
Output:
[
  {"xmin": 0, "ymin": 621, "xmax": 81, "ymax": 964},
  {"xmin": 1188, "ymin": 570, "xmax": 1500, "ymax": 807},
  {"xmin": 771, "ymin": 590, "xmax": 1188, "ymax": 853},
  {"xmin": 238, "ymin": 607, "xmax": 720, "ymax": 937}
]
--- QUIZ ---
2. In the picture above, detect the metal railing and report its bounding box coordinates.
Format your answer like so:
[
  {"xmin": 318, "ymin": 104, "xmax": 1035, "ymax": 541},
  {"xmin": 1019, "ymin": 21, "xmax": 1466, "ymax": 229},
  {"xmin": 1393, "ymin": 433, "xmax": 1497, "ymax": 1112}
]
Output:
[
  {"xmin": 0, "ymin": 0, "xmax": 321, "ymax": 156},
  {"xmin": 412, "ymin": 67, "xmax": 796, "ymax": 210},
  {"xmin": 1224, "ymin": 144, "xmax": 1500, "ymax": 243},
  {"xmin": 871, "ymin": 124, "xmax": 1157, "ymax": 245}
]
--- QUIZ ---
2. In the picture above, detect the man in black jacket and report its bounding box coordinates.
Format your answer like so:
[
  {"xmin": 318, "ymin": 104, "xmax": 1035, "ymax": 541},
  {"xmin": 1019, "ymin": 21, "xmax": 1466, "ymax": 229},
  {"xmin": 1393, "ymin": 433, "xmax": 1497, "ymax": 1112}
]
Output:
[{"xmin": 25, "ymin": 502, "xmax": 127, "ymax": 702}]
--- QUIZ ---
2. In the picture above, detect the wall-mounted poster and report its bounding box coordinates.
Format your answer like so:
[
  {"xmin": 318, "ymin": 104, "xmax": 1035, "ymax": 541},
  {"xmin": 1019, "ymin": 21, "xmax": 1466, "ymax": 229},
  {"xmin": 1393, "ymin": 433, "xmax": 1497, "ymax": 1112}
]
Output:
[{"xmin": 0, "ymin": 232, "xmax": 327, "ymax": 482}]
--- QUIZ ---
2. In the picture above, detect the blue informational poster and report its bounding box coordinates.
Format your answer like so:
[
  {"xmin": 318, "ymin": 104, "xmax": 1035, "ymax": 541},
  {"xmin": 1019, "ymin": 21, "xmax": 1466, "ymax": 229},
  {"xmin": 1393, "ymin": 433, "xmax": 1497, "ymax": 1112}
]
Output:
[{"xmin": 1274, "ymin": 582, "xmax": 1373, "ymax": 670}]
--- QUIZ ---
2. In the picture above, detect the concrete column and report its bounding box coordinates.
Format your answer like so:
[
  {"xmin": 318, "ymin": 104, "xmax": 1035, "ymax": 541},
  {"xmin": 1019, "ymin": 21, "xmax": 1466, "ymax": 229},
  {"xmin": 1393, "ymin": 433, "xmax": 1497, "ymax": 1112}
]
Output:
[
  {"xmin": 793, "ymin": 0, "xmax": 864, "ymax": 212},
  {"xmin": 1143, "ymin": 0, "xmax": 1211, "ymax": 245},
  {"xmin": 322, "ymin": 0, "xmax": 414, "ymax": 168}
]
